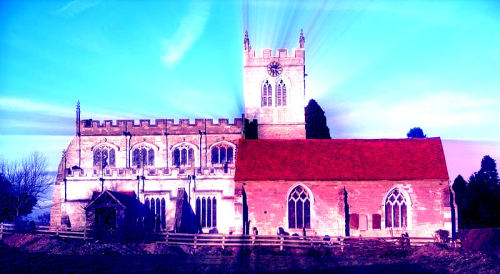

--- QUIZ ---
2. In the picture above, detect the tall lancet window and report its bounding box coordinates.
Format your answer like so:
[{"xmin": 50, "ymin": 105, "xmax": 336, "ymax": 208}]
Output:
[
  {"xmin": 385, "ymin": 188, "xmax": 409, "ymax": 228},
  {"xmin": 262, "ymin": 80, "xmax": 272, "ymax": 107},
  {"xmin": 276, "ymin": 80, "xmax": 286, "ymax": 106}
]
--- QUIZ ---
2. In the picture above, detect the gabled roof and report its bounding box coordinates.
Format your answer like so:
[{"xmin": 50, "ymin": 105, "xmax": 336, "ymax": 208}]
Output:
[
  {"xmin": 235, "ymin": 138, "xmax": 449, "ymax": 181},
  {"xmin": 85, "ymin": 190, "xmax": 138, "ymax": 210}
]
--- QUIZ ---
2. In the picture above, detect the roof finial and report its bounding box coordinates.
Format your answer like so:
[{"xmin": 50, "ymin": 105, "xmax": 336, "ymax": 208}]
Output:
[
  {"xmin": 76, "ymin": 100, "xmax": 81, "ymax": 136},
  {"xmin": 299, "ymin": 29, "xmax": 305, "ymax": 48},
  {"xmin": 244, "ymin": 30, "xmax": 251, "ymax": 51}
]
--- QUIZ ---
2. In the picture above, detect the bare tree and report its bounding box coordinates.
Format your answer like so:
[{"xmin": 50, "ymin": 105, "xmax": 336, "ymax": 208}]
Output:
[{"xmin": 0, "ymin": 152, "xmax": 52, "ymax": 221}]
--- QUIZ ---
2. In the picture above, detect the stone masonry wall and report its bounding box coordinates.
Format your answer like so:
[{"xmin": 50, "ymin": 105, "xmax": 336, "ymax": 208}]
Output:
[
  {"xmin": 243, "ymin": 179, "xmax": 451, "ymax": 237},
  {"xmin": 50, "ymin": 118, "xmax": 243, "ymax": 234}
]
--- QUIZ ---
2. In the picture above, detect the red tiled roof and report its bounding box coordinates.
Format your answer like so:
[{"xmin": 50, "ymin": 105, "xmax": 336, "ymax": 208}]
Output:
[{"xmin": 235, "ymin": 138, "xmax": 449, "ymax": 181}]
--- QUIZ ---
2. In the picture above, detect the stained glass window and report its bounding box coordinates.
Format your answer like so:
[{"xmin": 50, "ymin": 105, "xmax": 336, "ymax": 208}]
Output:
[
  {"xmin": 385, "ymin": 188, "xmax": 409, "ymax": 229},
  {"xmin": 288, "ymin": 185, "xmax": 311, "ymax": 229},
  {"xmin": 132, "ymin": 145, "xmax": 154, "ymax": 167},
  {"xmin": 93, "ymin": 145, "xmax": 116, "ymax": 167}
]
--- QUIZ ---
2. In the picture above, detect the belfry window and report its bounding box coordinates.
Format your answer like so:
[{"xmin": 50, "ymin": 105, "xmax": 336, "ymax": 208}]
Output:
[
  {"xmin": 196, "ymin": 196, "xmax": 217, "ymax": 228},
  {"xmin": 262, "ymin": 80, "xmax": 272, "ymax": 107},
  {"xmin": 276, "ymin": 80, "xmax": 286, "ymax": 106},
  {"xmin": 288, "ymin": 185, "xmax": 311, "ymax": 229},
  {"xmin": 93, "ymin": 145, "xmax": 116, "ymax": 167},
  {"xmin": 173, "ymin": 146, "xmax": 195, "ymax": 167},
  {"xmin": 210, "ymin": 145, "xmax": 234, "ymax": 165},
  {"xmin": 132, "ymin": 145, "xmax": 154, "ymax": 167},
  {"xmin": 385, "ymin": 188, "xmax": 408, "ymax": 229}
]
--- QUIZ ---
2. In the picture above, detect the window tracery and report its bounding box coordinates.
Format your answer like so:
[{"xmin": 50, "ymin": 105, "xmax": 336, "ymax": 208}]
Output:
[
  {"xmin": 276, "ymin": 79, "xmax": 286, "ymax": 106},
  {"xmin": 384, "ymin": 188, "xmax": 409, "ymax": 229},
  {"xmin": 288, "ymin": 185, "xmax": 311, "ymax": 229},
  {"xmin": 93, "ymin": 145, "xmax": 116, "ymax": 167},
  {"xmin": 210, "ymin": 143, "xmax": 234, "ymax": 165},
  {"xmin": 262, "ymin": 80, "xmax": 272, "ymax": 107},
  {"xmin": 172, "ymin": 144, "xmax": 195, "ymax": 167},
  {"xmin": 132, "ymin": 144, "xmax": 154, "ymax": 168}
]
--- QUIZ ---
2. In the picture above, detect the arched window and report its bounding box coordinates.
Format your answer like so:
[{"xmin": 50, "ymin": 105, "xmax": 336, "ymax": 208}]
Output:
[
  {"xmin": 173, "ymin": 149, "xmax": 180, "ymax": 166},
  {"xmin": 161, "ymin": 198, "xmax": 166, "ymax": 229},
  {"xmin": 181, "ymin": 148, "xmax": 187, "ymax": 165},
  {"xmin": 385, "ymin": 188, "xmax": 408, "ymax": 229},
  {"xmin": 132, "ymin": 144, "xmax": 154, "ymax": 168},
  {"xmin": 288, "ymin": 185, "xmax": 311, "ymax": 229},
  {"xmin": 196, "ymin": 196, "xmax": 217, "ymax": 228},
  {"xmin": 262, "ymin": 80, "xmax": 272, "ymax": 107},
  {"xmin": 149, "ymin": 198, "xmax": 155, "ymax": 229},
  {"xmin": 210, "ymin": 143, "xmax": 235, "ymax": 165},
  {"xmin": 145, "ymin": 198, "xmax": 151, "ymax": 229},
  {"xmin": 155, "ymin": 198, "xmax": 161, "ymax": 231},
  {"xmin": 93, "ymin": 145, "xmax": 116, "ymax": 167},
  {"xmin": 211, "ymin": 147, "xmax": 219, "ymax": 164},
  {"xmin": 172, "ymin": 144, "xmax": 196, "ymax": 167},
  {"xmin": 276, "ymin": 80, "xmax": 286, "ymax": 106}
]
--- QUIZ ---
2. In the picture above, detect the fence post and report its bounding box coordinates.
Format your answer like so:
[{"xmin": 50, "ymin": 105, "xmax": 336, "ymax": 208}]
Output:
[
  {"xmin": 222, "ymin": 235, "xmax": 225, "ymax": 249},
  {"xmin": 340, "ymin": 238, "xmax": 345, "ymax": 253},
  {"xmin": 251, "ymin": 235, "xmax": 255, "ymax": 246},
  {"xmin": 56, "ymin": 226, "xmax": 59, "ymax": 237},
  {"xmin": 280, "ymin": 236, "xmax": 284, "ymax": 251},
  {"xmin": 194, "ymin": 235, "xmax": 197, "ymax": 249},
  {"xmin": 0, "ymin": 223, "xmax": 3, "ymax": 241},
  {"xmin": 83, "ymin": 226, "xmax": 87, "ymax": 241},
  {"xmin": 166, "ymin": 233, "xmax": 169, "ymax": 246}
]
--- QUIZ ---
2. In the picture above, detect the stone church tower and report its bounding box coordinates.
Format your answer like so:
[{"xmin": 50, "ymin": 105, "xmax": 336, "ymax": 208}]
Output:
[{"xmin": 243, "ymin": 30, "xmax": 306, "ymax": 139}]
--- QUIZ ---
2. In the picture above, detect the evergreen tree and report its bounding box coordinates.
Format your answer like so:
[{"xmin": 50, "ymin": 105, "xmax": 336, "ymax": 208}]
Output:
[
  {"xmin": 305, "ymin": 99, "xmax": 331, "ymax": 139},
  {"xmin": 459, "ymin": 155, "xmax": 500, "ymax": 228},
  {"xmin": 406, "ymin": 127, "xmax": 427, "ymax": 138},
  {"xmin": 452, "ymin": 175, "xmax": 468, "ymax": 229},
  {"xmin": 244, "ymin": 118, "xmax": 258, "ymax": 139},
  {"xmin": 478, "ymin": 155, "xmax": 499, "ymax": 185}
]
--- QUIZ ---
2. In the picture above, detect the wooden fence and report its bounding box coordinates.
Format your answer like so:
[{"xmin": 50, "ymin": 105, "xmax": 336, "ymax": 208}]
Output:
[
  {"xmin": 0, "ymin": 222, "xmax": 439, "ymax": 250},
  {"xmin": 0, "ymin": 223, "xmax": 90, "ymax": 240},
  {"xmin": 158, "ymin": 232, "xmax": 436, "ymax": 251}
]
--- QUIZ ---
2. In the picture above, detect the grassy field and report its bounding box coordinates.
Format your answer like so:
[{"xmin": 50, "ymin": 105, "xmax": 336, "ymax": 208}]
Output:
[{"xmin": 1, "ymin": 234, "xmax": 499, "ymax": 273}]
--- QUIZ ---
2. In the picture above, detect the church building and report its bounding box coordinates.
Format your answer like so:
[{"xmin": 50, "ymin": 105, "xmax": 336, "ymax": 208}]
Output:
[{"xmin": 50, "ymin": 31, "xmax": 452, "ymax": 237}]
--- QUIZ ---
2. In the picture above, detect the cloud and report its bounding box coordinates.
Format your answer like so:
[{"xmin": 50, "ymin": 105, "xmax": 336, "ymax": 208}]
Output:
[
  {"xmin": 0, "ymin": 97, "xmax": 138, "ymax": 120},
  {"xmin": 162, "ymin": 1, "xmax": 211, "ymax": 67},
  {"xmin": 55, "ymin": 0, "xmax": 100, "ymax": 17},
  {"xmin": 329, "ymin": 91, "xmax": 500, "ymax": 138},
  {"xmin": 0, "ymin": 97, "xmax": 149, "ymax": 135}
]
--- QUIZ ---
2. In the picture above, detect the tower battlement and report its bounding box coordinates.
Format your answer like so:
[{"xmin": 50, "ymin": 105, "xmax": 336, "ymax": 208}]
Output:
[
  {"xmin": 79, "ymin": 118, "xmax": 243, "ymax": 136},
  {"xmin": 242, "ymin": 30, "xmax": 306, "ymax": 139},
  {"xmin": 245, "ymin": 48, "xmax": 305, "ymax": 60}
]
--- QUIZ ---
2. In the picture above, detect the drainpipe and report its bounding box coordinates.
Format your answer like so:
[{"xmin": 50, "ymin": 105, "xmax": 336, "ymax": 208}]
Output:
[
  {"xmin": 123, "ymin": 132, "xmax": 131, "ymax": 168},
  {"xmin": 63, "ymin": 149, "xmax": 67, "ymax": 201},
  {"xmin": 198, "ymin": 129, "xmax": 206, "ymax": 172},
  {"xmin": 164, "ymin": 131, "xmax": 169, "ymax": 171}
]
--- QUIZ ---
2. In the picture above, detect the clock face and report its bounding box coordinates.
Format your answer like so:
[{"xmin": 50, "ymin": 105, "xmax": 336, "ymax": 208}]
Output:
[{"xmin": 267, "ymin": 61, "xmax": 283, "ymax": 77}]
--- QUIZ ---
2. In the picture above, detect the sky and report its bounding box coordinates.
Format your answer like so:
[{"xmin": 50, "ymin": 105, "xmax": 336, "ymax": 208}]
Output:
[{"xmin": 1, "ymin": 0, "xmax": 500, "ymax": 182}]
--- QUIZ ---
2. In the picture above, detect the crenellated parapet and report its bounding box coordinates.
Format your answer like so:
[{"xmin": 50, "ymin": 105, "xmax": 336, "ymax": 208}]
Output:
[
  {"xmin": 80, "ymin": 118, "xmax": 243, "ymax": 136},
  {"xmin": 244, "ymin": 48, "xmax": 305, "ymax": 67},
  {"xmin": 63, "ymin": 166, "xmax": 236, "ymax": 179}
]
